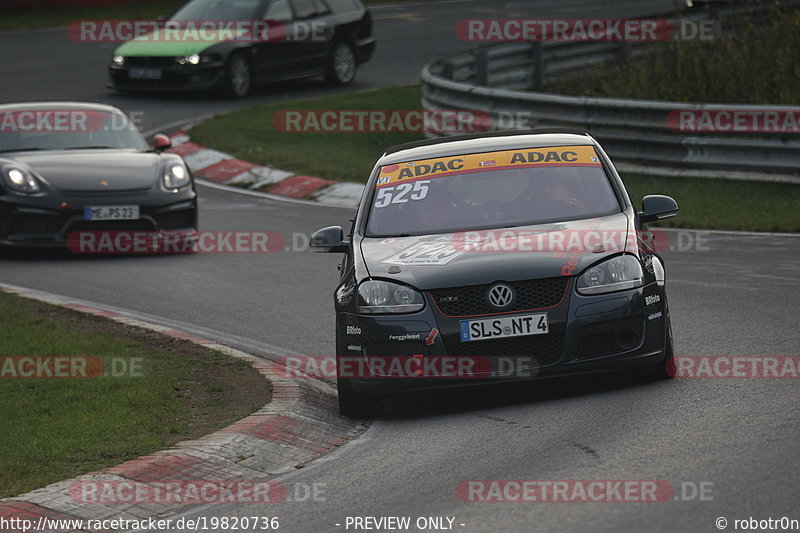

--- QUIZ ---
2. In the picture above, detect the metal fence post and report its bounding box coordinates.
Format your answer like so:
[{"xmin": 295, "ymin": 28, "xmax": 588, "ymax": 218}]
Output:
[
  {"xmin": 475, "ymin": 49, "xmax": 488, "ymax": 86},
  {"xmin": 533, "ymin": 42, "xmax": 544, "ymax": 90}
]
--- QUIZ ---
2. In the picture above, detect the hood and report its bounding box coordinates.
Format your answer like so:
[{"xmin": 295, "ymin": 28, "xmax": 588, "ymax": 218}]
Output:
[
  {"xmin": 11, "ymin": 150, "xmax": 162, "ymax": 192},
  {"xmin": 359, "ymin": 213, "xmax": 635, "ymax": 290},
  {"xmin": 114, "ymin": 29, "xmax": 245, "ymax": 57}
]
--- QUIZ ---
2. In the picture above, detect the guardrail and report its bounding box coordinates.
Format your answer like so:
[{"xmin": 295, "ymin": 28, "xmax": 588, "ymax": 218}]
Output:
[{"xmin": 421, "ymin": 4, "xmax": 800, "ymax": 183}]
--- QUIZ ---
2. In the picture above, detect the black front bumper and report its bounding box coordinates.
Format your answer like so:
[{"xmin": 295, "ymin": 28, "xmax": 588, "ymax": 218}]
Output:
[
  {"xmin": 108, "ymin": 61, "xmax": 226, "ymax": 92},
  {"xmin": 0, "ymin": 192, "xmax": 197, "ymax": 248},
  {"xmin": 338, "ymin": 278, "xmax": 669, "ymax": 396}
]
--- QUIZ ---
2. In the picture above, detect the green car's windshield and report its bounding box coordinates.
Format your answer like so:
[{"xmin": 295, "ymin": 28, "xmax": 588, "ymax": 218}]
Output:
[{"xmin": 170, "ymin": 0, "xmax": 265, "ymax": 21}]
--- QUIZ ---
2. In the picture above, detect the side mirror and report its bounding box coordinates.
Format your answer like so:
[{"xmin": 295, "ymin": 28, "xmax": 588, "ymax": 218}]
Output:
[
  {"xmin": 310, "ymin": 225, "xmax": 349, "ymax": 253},
  {"xmin": 639, "ymin": 195, "xmax": 679, "ymax": 223},
  {"xmin": 153, "ymin": 133, "xmax": 172, "ymax": 152}
]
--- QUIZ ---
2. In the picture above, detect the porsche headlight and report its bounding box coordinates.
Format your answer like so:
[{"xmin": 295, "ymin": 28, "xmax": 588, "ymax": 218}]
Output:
[
  {"xmin": 2, "ymin": 166, "xmax": 41, "ymax": 194},
  {"xmin": 357, "ymin": 280, "xmax": 425, "ymax": 314},
  {"xmin": 163, "ymin": 163, "xmax": 190, "ymax": 190},
  {"xmin": 112, "ymin": 55, "xmax": 125, "ymax": 66},
  {"xmin": 577, "ymin": 254, "xmax": 644, "ymax": 295}
]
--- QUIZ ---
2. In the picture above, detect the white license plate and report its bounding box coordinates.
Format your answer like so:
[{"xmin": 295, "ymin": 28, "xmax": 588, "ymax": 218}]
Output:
[
  {"xmin": 460, "ymin": 313, "xmax": 548, "ymax": 342},
  {"xmin": 128, "ymin": 68, "xmax": 162, "ymax": 79},
  {"xmin": 84, "ymin": 205, "xmax": 139, "ymax": 221}
]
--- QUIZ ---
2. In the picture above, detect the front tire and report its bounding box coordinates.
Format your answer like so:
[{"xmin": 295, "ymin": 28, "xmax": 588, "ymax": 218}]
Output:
[
  {"xmin": 325, "ymin": 41, "xmax": 357, "ymax": 85},
  {"xmin": 337, "ymin": 376, "xmax": 383, "ymax": 418},
  {"xmin": 226, "ymin": 53, "xmax": 251, "ymax": 98}
]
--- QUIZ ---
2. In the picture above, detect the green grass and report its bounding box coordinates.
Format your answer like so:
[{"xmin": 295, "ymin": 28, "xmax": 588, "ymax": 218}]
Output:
[
  {"xmin": 0, "ymin": 291, "xmax": 269, "ymax": 498},
  {"xmin": 191, "ymin": 85, "xmax": 423, "ymax": 182},
  {"xmin": 0, "ymin": 1, "xmax": 185, "ymax": 32},
  {"xmin": 0, "ymin": 0, "xmax": 435, "ymax": 32},
  {"xmin": 545, "ymin": 7, "xmax": 800, "ymax": 105},
  {"xmin": 189, "ymin": 85, "xmax": 800, "ymax": 232},
  {"xmin": 621, "ymin": 174, "xmax": 800, "ymax": 232}
]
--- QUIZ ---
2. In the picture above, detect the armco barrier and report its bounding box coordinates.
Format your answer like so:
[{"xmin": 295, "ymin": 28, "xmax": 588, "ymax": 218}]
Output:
[
  {"xmin": 421, "ymin": 3, "xmax": 800, "ymax": 183},
  {"xmin": 2, "ymin": 0, "xmax": 172, "ymax": 9}
]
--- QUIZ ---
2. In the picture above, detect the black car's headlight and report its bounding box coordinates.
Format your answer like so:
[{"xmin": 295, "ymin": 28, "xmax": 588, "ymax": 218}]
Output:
[
  {"xmin": 357, "ymin": 280, "xmax": 425, "ymax": 314},
  {"xmin": 176, "ymin": 54, "xmax": 201, "ymax": 65},
  {"xmin": 163, "ymin": 162, "xmax": 190, "ymax": 190},
  {"xmin": 112, "ymin": 55, "xmax": 125, "ymax": 66},
  {"xmin": 2, "ymin": 165, "xmax": 41, "ymax": 194},
  {"xmin": 576, "ymin": 254, "xmax": 644, "ymax": 295}
]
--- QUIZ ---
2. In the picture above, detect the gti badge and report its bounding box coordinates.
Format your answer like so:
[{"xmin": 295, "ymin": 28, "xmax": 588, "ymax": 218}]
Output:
[{"xmin": 487, "ymin": 283, "xmax": 514, "ymax": 309}]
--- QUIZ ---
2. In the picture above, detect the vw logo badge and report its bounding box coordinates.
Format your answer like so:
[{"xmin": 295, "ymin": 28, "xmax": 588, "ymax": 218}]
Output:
[{"xmin": 488, "ymin": 284, "xmax": 514, "ymax": 309}]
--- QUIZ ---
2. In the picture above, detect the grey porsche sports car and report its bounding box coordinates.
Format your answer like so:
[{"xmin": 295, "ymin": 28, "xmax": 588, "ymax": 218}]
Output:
[{"xmin": 0, "ymin": 102, "xmax": 197, "ymax": 250}]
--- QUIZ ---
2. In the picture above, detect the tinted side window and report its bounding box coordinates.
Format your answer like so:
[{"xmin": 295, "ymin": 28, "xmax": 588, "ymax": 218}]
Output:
[
  {"xmin": 263, "ymin": 0, "xmax": 293, "ymax": 21},
  {"xmin": 290, "ymin": 0, "xmax": 316, "ymax": 19},
  {"xmin": 312, "ymin": 0, "xmax": 330, "ymax": 15},
  {"xmin": 325, "ymin": 0, "xmax": 359, "ymax": 12}
]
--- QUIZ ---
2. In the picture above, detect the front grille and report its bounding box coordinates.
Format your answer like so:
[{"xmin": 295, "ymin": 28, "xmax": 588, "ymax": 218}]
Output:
[
  {"xmin": 154, "ymin": 209, "xmax": 196, "ymax": 230},
  {"xmin": 66, "ymin": 219, "xmax": 156, "ymax": 233},
  {"xmin": 363, "ymin": 341, "xmax": 431, "ymax": 358},
  {"xmin": 10, "ymin": 214, "xmax": 65, "ymax": 235},
  {"xmin": 446, "ymin": 323, "xmax": 565, "ymax": 367},
  {"xmin": 579, "ymin": 316, "xmax": 645, "ymax": 358},
  {"xmin": 124, "ymin": 57, "xmax": 179, "ymax": 68},
  {"xmin": 430, "ymin": 277, "xmax": 569, "ymax": 317}
]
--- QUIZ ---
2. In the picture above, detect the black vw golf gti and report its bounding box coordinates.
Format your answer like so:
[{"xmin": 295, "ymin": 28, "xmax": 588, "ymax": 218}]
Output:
[
  {"xmin": 312, "ymin": 131, "xmax": 679, "ymax": 418},
  {"xmin": 0, "ymin": 102, "xmax": 197, "ymax": 250}
]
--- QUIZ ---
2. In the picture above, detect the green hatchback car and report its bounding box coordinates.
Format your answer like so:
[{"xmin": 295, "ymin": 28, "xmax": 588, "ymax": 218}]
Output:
[{"xmin": 108, "ymin": 0, "xmax": 375, "ymax": 97}]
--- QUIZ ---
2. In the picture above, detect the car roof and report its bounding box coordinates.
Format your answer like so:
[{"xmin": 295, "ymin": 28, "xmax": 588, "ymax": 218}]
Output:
[
  {"xmin": 378, "ymin": 130, "xmax": 596, "ymax": 165},
  {"xmin": 0, "ymin": 101, "xmax": 123, "ymax": 114}
]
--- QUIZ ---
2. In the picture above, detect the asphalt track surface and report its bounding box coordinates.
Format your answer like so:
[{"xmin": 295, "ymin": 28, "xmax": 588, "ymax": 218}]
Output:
[{"xmin": 1, "ymin": 1, "xmax": 799, "ymax": 532}]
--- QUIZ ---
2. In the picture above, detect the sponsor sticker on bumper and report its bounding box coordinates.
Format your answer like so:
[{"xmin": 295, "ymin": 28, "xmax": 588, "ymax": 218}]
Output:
[{"xmin": 460, "ymin": 313, "xmax": 548, "ymax": 342}]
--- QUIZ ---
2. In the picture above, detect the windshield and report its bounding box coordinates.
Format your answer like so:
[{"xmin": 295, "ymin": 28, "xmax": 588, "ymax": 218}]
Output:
[
  {"xmin": 170, "ymin": 0, "xmax": 265, "ymax": 21},
  {"xmin": 0, "ymin": 109, "xmax": 149, "ymax": 152},
  {"xmin": 365, "ymin": 145, "xmax": 621, "ymax": 237}
]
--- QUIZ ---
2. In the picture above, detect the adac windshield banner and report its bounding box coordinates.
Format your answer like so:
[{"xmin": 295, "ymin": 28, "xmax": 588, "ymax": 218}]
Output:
[{"xmin": 376, "ymin": 145, "xmax": 601, "ymax": 188}]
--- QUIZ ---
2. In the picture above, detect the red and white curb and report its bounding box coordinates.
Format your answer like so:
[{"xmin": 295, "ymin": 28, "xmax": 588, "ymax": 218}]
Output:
[
  {"xmin": 168, "ymin": 132, "xmax": 365, "ymax": 208},
  {"xmin": 0, "ymin": 284, "xmax": 362, "ymax": 529}
]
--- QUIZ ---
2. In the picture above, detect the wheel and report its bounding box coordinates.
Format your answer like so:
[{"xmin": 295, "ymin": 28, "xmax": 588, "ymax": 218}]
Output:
[
  {"xmin": 225, "ymin": 53, "xmax": 251, "ymax": 98},
  {"xmin": 337, "ymin": 376, "xmax": 383, "ymax": 418},
  {"xmin": 325, "ymin": 41, "xmax": 357, "ymax": 85}
]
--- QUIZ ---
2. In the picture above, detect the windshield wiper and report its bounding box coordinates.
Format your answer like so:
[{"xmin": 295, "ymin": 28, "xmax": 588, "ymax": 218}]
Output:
[
  {"xmin": 0, "ymin": 147, "xmax": 43, "ymax": 153},
  {"xmin": 62, "ymin": 146, "xmax": 115, "ymax": 150}
]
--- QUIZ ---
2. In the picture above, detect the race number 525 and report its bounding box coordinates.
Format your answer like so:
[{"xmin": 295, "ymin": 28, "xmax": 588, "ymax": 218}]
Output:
[{"xmin": 374, "ymin": 180, "xmax": 430, "ymax": 208}]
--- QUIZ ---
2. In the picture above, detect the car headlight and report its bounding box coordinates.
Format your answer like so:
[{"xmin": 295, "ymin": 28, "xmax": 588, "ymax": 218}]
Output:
[
  {"xmin": 112, "ymin": 55, "xmax": 125, "ymax": 66},
  {"xmin": 163, "ymin": 163, "xmax": 190, "ymax": 190},
  {"xmin": 2, "ymin": 166, "xmax": 41, "ymax": 194},
  {"xmin": 357, "ymin": 280, "xmax": 425, "ymax": 314},
  {"xmin": 176, "ymin": 54, "xmax": 201, "ymax": 65},
  {"xmin": 576, "ymin": 254, "xmax": 644, "ymax": 295}
]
